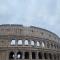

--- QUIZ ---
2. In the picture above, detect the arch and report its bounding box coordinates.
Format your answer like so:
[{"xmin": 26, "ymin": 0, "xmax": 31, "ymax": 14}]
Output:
[
  {"xmin": 37, "ymin": 41, "xmax": 40, "ymax": 46},
  {"xmin": 25, "ymin": 40, "xmax": 29, "ymax": 45},
  {"xmin": 17, "ymin": 52, "xmax": 22, "ymax": 59},
  {"xmin": 44, "ymin": 53, "xmax": 48, "ymax": 59},
  {"xmin": 9, "ymin": 51, "xmax": 15, "ymax": 59},
  {"xmin": 11, "ymin": 40, "xmax": 16, "ymax": 45},
  {"xmin": 31, "ymin": 40, "xmax": 34, "ymax": 46},
  {"xmin": 32, "ymin": 52, "xmax": 36, "ymax": 59},
  {"xmin": 49, "ymin": 53, "xmax": 52, "ymax": 59},
  {"xmin": 41, "ymin": 42, "xmax": 45, "ymax": 48},
  {"xmin": 18, "ymin": 40, "xmax": 22, "ymax": 45},
  {"xmin": 38, "ymin": 52, "xmax": 42, "ymax": 59},
  {"xmin": 25, "ymin": 52, "xmax": 29, "ymax": 59}
]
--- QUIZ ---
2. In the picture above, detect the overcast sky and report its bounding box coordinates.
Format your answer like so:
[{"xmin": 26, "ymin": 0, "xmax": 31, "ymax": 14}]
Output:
[{"xmin": 0, "ymin": 0, "xmax": 60, "ymax": 37}]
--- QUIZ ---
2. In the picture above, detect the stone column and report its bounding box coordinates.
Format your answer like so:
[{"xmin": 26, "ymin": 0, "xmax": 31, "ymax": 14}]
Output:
[
  {"xmin": 22, "ymin": 51, "xmax": 25, "ymax": 59},
  {"xmin": 15, "ymin": 39, "xmax": 17, "ymax": 46},
  {"xmin": 45, "ymin": 41, "xmax": 47, "ymax": 48},
  {"xmin": 35, "ymin": 40, "xmax": 37, "ymax": 47},
  {"xmin": 57, "ymin": 53, "xmax": 59, "ymax": 60},
  {"xmin": 36, "ymin": 51, "xmax": 38, "ymax": 59},
  {"xmin": 58, "ymin": 53, "xmax": 60, "ymax": 60},
  {"xmin": 47, "ymin": 53, "xmax": 50, "ymax": 60},
  {"xmin": 29, "ymin": 40, "xmax": 31, "ymax": 46},
  {"xmin": 56, "ymin": 53, "xmax": 59, "ymax": 60},
  {"xmin": 50, "ymin": 42, "xmax": 52, "ymax": 49},
  {"xmin": 42, "ymin": 51, "xmax": 44, "ymax": 59},
  {"xmin": 14, "ymin": 51, "xmax": 17, "ymax": 60},
  {"xmin": 22, "ymin": 40, "xmax": 24, "ymax": 46},
  {"xmin": 51, "ymin": 53, "xmax": 54, "ymax": 60},
  {"xmin": 29, "ymin": 51, "xmax": 32, "ymax": 60},
  {"xmin": 6, "ymin": 51, "xmax": 9, "ymax": 60}
]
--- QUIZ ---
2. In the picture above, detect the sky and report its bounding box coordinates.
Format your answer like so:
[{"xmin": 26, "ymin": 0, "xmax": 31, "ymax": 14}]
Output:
[{"xmin": 0, "ymin": 0, "xmax": 60, "ymax": 37}]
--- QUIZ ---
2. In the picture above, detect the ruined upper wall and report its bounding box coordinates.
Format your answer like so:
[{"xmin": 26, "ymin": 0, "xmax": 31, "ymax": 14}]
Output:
[{"xmin": 0, "ymin": 24, "xmax": 59, "ymax": 42}]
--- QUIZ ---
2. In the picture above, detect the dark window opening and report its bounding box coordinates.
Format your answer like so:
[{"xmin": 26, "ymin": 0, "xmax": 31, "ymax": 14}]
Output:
[
  {"xmin": 49, "ymin": 53, "xmax": 52, "ymax": 59},
  {"xmin": 57, "ymin": 54, "xmax": 59, "ymax": 60},
  {"xmin": 38, "ymin": 52, "xmax": 42, "ymax": 59},
  {"xmin": 54, "ymin": 44, "xmax": 56, "ymax": 48},
  {"xmin": 17, "ymin": 52, "xmax": 22, "ymax": 59},
  {"xmin": 54, "ymin": 54, "xmax": 56, "ymax": 60},
  {"xmin": 32, "ymin": 52, "xmax": 36, "ymax": 59},
  {"xmin": 44, "ymin": 53, "xmax": 48, "ymax": 59},
  {"xmin": 9, "ymin": 52, "xmax": 15, "ymax": 59},
  {"xmin": 25, "ymin": 52, "xmax": 29, "ymax": 59}
]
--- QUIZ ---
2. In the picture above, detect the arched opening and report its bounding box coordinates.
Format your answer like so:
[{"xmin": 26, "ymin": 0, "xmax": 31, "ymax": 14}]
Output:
[
  {"xmin": 49, "ymin": 53, "xmax": 52, "ymax": 59},
  {"xmin": 11, "ymin": 40, "xmax": 16, "ymax": 45},
  {"xmin": 17, "ymin": 52, "xmax": 22, "ymax": 59},
  {"xmin": 25, "ymin": 52, "xmax": 29, "ymax": 59},
  {"xmin": 31, "ymin": 40, "xmax": 34, "ymax": 46},
  {"xmin": 32, "ymin": 52, "xmax": 36, "ymax": 59},
  {"xmin": 25, "ymin": 40, "xmax": 29, "ymax": 45},
  {"xmin": 54, "ymin": 54, "xmax": 56, "ymax": 60},
  {"xmin": 18, "ymin": 40, "xmax": 22, "ymax": 45},
  {"xmin": 37, "ymin": 41, "xmax": 40, "ymax": 46},
  {"xmin": 38, "ymin": 52, "xmax": 42, "ymax": 59},
  {"xmin": 42, "ymin": 42, "xmax": 45, "ymax": 48},
  {"xmin": 9, "ymin": 52, "xmax": 15, "ymax": 59},
  {"xmin": 44, "ymin": 53, "xmax": 48, "ymax": 59}
]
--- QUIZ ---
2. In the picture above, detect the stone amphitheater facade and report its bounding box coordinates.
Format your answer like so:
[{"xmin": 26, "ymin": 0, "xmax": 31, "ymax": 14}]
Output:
[{"xmin": 0, "ymin": 24, "xmax": 60, "ymax": 60}]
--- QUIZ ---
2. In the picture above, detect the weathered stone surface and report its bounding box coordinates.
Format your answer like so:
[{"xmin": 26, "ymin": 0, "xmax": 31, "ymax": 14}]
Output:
[{"xmin": 0, "ymin": 24, "xmax": 60, "ymax": 60}]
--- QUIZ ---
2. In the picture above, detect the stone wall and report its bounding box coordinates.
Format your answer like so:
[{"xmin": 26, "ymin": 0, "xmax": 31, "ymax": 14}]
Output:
[{"xmin": 0, "ymin": 24, "xmax": 60, "ymax": 60}]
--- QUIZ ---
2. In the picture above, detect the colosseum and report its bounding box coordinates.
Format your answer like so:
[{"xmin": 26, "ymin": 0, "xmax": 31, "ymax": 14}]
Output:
[{"xmin": 0, "ymin": 24, "xmax": 60, "ymax": 60}]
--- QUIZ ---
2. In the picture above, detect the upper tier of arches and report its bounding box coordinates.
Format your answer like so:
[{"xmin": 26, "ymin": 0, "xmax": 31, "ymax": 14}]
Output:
[{"xmin": 0, "ymin": 24, "xmax": 59, "ymax": 42}]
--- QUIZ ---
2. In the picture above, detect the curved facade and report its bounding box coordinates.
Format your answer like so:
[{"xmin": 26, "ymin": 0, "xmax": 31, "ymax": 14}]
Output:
[{"xmin": 0, "ymin": 24, "xmax": 60, "ymax": 60}]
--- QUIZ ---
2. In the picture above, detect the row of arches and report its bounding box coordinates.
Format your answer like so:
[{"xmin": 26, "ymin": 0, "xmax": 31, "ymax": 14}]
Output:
[
  {"xmin": 11, "ymin": 40, "xmax": 45, "ymax": 47},
  {"xmin": 11, "ymin": 39, "xmax": 58, "ymax": 49},
  {"xmin": 9, "ymin": 51, "xmax": 60, "ymax": 60}
]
